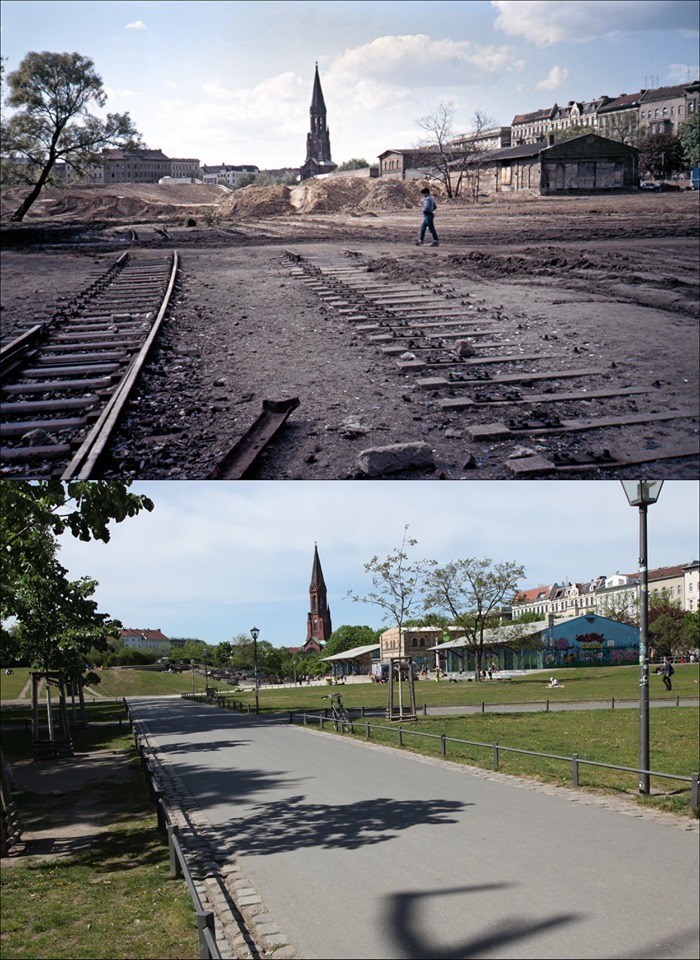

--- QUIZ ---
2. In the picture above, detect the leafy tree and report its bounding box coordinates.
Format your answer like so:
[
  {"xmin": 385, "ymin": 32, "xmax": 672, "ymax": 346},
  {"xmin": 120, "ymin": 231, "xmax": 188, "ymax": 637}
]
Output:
[
  {"xmin": 10, "ymin": 551, "xmax": 118, "ymax": 739},
  {"xmin": 597, "ymin": 592, "xmax": 639, "ymax": 626},
  {"xmin": 678, "ymin": 112, "xmax": 700, "ymax": 167},
  {"xmin": 1, "ymin": 479, "xmax": 153, "ymax": 616},
  {"xmin": 637, "ymin": 132, "xmax": 684, "ymax": 178},
  {"xmin": 648, "ymin": 594, "xmax": 689, "ymax": 657},
  {"xmin": 404, "ymin": 612, "xmax": 452, "ymax": 629},
  {"xmin": 323, "ymin": 625, "xmax": 380, "ymax": 658},
  {"xmin": 509, "ymin": 610, "xmax": 547, "ymax": 625},
  {"xmin": 336, "ymin": 158, "xmax": 369, "ymax": 171},
  {"xmin": 213, "ymin": 640, "xmax": 234, "ymax": 666},
  {"xmin": 347, "ymin": 526, "xmax": 430, "ymax": 637},
  {"xmin": 681, "ymin": 610, "xmax": 699, "ymax": 650},
  {"xmin": 423, "ymin": 559, "xmax": 525, "ymax": 678},
  {"xmin": 2, "ymin": 51, "xmax": 142, "ymax": 220}
]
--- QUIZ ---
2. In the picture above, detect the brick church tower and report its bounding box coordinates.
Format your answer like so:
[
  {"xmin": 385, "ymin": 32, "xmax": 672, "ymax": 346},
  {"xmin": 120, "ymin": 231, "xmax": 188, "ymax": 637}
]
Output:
[
  {"xmin": 300, "ymin": 64, "xmax": 337, "ymax": 181},
  {"xmin": 305, "ymin": 543, "xmax": 332, "ymax": 650}
]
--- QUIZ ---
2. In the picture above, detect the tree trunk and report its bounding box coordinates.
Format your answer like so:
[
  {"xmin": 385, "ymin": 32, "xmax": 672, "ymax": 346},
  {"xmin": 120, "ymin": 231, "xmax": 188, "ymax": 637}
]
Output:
[{"xmin": 10, "ymin": 160, "xmax": 55, "ymax": 221}]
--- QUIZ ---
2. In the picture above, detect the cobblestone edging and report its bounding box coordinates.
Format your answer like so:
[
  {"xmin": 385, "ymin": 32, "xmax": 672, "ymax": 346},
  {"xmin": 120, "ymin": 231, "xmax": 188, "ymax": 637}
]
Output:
[{"xmin": 131, "ymin": 718, "xmax": 298, "ymax": 960}]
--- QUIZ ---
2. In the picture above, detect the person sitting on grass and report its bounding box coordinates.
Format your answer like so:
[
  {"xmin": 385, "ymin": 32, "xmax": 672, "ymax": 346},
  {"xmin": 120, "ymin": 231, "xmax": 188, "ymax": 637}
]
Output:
[{"xmin": 547, "ymin": 677, "xmax": 564, "ymax": 689}]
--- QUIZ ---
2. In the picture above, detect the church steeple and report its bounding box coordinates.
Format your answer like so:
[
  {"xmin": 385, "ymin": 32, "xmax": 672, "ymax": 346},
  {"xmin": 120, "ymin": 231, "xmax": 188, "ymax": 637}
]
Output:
[
  {"xmin": 306, "ymin": 542, "xmax": 332, "ymax": 645},
  {"xmin": 300, "ymin": 64, "xmax": 337, "ymax": 181}
]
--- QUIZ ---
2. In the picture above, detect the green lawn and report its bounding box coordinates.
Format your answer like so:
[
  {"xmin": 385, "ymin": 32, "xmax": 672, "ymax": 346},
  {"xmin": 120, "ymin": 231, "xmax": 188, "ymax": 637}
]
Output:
[
  {"xmin": 0, "ymin": 669, "xmax": 31, "ymax": 701},
  {"xmin": 0, "ymin": 726, "xmax": 199, "ymax": 960},
  {"xmin": 3, "ymin": 662, "xmax": 698, "ymax": 706}
]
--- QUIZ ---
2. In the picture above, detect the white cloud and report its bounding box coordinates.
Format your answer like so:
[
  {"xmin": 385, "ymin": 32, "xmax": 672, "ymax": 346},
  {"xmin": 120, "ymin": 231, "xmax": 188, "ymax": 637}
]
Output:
[
  {"xmin": 125, "ymin": 20, "xmax": 146, "ymax": 31},
  {"xmin": 536, "ymin": 65, "xmax": 569, "ymax": 90},
  {"xmin": 491, "ymin": 0, "xmax": 699, "ymax": 47},
  {"xmin": 331, "ymin": 34, "xmax": 523, "ymax": 87},
  {"xmin": 104, "ymin": 87, "xmax": 142, "ymax": 100}
]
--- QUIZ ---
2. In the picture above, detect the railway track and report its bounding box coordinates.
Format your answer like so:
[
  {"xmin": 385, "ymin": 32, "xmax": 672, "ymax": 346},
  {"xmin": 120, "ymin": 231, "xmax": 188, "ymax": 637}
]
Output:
[
  {"xmin": 1, "ymin": 251, "xmax": 179, "ymax": 479},
  {"xmin": 285, "ymin": 249, "xmax": 699, "ymax": 475}
]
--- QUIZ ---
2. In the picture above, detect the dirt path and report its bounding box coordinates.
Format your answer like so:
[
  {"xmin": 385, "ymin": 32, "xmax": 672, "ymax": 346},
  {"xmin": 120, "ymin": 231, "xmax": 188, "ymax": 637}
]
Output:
[{"xmin": 1, "ymin": 190, "xmax": 698, "ymax": 479}]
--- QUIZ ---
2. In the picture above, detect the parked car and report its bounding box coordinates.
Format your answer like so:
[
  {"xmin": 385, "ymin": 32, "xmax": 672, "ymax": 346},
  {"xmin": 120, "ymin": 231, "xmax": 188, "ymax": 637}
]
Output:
[{"xmin": 639, "ymin": 181, "xmax": 660, "ymax": 191}]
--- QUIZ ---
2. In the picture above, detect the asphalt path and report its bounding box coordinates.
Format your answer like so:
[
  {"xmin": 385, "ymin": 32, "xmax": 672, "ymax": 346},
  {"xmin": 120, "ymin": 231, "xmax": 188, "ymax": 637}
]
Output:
[{"xmin": 132, "ymin": 698, "xmax": 699, "ymax": 960}]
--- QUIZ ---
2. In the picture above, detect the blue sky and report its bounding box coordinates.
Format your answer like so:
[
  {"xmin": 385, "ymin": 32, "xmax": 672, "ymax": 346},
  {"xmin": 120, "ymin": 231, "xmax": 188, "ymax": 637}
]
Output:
[
  {"xmin": 1, "ymin": 1, "xmax": 698, "ymax": 168},
  {"xmin": 54, "ymin": 480, "xmax": 700, "ymax": 648}
]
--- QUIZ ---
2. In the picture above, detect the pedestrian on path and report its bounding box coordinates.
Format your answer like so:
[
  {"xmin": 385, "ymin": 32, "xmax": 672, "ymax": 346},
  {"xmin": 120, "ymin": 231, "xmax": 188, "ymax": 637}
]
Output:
[
  {"xmin": 416, "ymin": 187, "xmax": 439, "ymax": 246},
  {"xmin": 662, "ymin": 657, "xmax": 674, "ymax": 691}
]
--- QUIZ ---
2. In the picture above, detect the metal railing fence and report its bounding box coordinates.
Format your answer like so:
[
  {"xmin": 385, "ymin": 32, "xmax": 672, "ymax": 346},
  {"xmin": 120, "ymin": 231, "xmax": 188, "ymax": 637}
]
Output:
[
  {"xmin": 124, "ymin": 701, "xmax": 221, "ymax": 960},
  {"xmin": 290, "ymin": 709, "xmax": 699, "ymax": 815}
]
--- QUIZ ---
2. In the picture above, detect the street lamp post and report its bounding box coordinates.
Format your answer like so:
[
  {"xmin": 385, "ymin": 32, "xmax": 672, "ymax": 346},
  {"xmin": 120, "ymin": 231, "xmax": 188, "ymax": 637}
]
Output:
[
  {"xmin": 620, "ymin": 480, "xmax": 664, "ymax": 795},
  {"xmin": 250, "ymin": 626, "xmax": 260, "ymax": 714}
]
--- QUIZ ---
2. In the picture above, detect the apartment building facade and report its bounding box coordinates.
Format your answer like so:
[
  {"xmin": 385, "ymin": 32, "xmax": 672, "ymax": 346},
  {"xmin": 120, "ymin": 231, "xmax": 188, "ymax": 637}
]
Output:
[{"xmin": 512, "ymin": 562, "xmax": 699, "ymax": 619}]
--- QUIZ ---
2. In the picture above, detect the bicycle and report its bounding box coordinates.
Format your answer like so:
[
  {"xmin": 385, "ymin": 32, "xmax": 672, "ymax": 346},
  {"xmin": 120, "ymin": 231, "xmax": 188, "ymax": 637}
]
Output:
[{"xmin": 321, "ymin": 693, "xmax": 352, "ymax": 733}]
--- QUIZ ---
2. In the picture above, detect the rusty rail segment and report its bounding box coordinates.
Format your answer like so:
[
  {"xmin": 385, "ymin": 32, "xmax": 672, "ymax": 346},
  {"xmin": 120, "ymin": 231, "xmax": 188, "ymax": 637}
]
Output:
[
  {"xmin": 207, "ymin": 398, "xmax": 301, "ymax": 479},
  {"xmin": 285, "ymin": 249, "xmax": 699, "ymax": 475},
  {"xmin": 1, "ymin": 251, "xmax": 179, "ymax": 478}
]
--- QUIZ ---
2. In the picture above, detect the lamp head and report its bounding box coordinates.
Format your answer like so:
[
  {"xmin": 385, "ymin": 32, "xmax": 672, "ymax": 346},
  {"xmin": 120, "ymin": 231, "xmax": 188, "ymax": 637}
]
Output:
[
  {"xmin": 250, "ymin": 626, "xmax": 260, "ymax": 641},
  {"xmin": 620, "ymin": 480, "xmax": 664, "ymax": 507}
]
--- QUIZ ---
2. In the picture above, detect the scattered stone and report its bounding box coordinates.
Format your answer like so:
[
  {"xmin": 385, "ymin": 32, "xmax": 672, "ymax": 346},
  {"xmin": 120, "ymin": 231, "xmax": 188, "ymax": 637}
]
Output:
[{"xmin": 357, "ymin": 442, "xmax": 435, "ymax": 477}]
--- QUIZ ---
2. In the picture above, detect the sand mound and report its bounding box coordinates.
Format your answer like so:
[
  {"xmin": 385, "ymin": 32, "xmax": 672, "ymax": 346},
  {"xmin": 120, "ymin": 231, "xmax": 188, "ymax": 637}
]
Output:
[
  {"xmin": 1, "ymin": 182, "xmax": 226, "ymax": 222},
  {"xmin": 218, "ymin": 184, "xmax": 294, "ymax": 218},
  {"xmin": 1, "ymin": 175, "xmax": 444, "ymax": 224},
  {"xmin": 218, "ymin": 176, "xmax": 440, "ymax": 219}
]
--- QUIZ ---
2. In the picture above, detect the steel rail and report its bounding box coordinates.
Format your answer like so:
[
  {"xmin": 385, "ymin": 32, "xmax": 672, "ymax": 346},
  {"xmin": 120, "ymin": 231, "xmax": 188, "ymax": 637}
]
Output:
[
  {"xmin": 61, "ymin": 252, "xmax": 180, "ymax": 479},
  {"xmin": 1, "ymin": 251, "xmax": 178, "ymax": 477},
  {"xmin": 286, "ymin": 250, "xmax": 699, "ymax": 474}
]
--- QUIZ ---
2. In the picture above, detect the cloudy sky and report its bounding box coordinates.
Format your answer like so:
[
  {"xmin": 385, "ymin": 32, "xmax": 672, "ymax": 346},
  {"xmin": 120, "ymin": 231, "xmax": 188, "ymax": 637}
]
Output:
[
  {"xmin": 1, "ymin": 1, "xmax": 698, "ymax": 168},
  {"xmin": 54, "ymin": 480, "xmax": 700, "ymax": 648}
]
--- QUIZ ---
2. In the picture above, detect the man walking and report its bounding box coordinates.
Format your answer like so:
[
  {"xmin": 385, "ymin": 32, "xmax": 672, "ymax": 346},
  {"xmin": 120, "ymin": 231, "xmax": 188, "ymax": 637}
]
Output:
[
  {"xmin": 416, "ymin": 186, "xmax": 439, "ymax": 246},
  {"xmin": 662, "ymin": 656, "xmax": 674, "ymax": 691}
]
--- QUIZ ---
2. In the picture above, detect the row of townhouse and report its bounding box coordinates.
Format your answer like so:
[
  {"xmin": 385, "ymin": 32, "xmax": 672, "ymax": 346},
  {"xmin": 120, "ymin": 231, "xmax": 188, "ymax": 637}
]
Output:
[
  {"xmin": 508, "ymin": 80, "xmax": 699, "ymax": 146},
  {"xmin": 512, "ymin": 561, "xmax": 700, "ymax": 620}
]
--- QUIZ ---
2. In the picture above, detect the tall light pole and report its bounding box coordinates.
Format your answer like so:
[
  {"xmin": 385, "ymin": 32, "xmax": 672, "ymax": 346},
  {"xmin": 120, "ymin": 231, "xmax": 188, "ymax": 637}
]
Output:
[
  {"xmin": 620, "ymin": 480, "xmax": 664, "ymax": 795},
  {"xmin": 250, "ymin": 626, "xmax": 260, "ymax": 715}
]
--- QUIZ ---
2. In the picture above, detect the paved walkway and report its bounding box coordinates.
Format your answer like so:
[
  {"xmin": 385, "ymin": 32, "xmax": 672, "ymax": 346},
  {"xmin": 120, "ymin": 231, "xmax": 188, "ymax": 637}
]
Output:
[{"xmin": 130, "ymin": 697, "xmax": 699, "ymax": 960}]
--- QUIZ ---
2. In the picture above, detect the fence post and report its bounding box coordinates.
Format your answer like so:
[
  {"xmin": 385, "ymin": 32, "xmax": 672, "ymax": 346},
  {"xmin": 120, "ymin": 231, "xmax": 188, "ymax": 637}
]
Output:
[
  {"xmin": 167, "ymin": 824, "xmax": 181, "ymax": 878},
  {"xmin": 691, "ymin": 773, "xmax": 698, "ymax": 814},
  {"xmin": 546, "ymin": 699, "xmax": 550, "ymax": 712},
  {"xmin": 612, "ymin": 697, "xmax": 615, "ymax": 709},
  {"xmin": 423, "ymin": 703, "xmax": 428, "ymax": 716},
  {"xmin": 440, "ymin": 734, "xmax": 446, "ymax": 758},
  {"xmin": 572, "ymin": 754, "xmax": 579, "ymax": 788},
  {"xmin": 156, "ymin": 795, "xmax": 166, "ymax": 835},
  {"xmin": 676, "ymin": 695, "xmax": 680, "ymax": 707},
  {"xmin": 397, "ymin": 726, "xmax": 403, "ymax": 747},
  {"xmin": 365, "ymin": 722, "xmax": 370, "ymax": 741},
  {"xmin": 197, "ymin": 910, "xmax": 216, "ymax": 960},
  {"xmin": 492, "ymin": 742, "xmax": 499, "ymax": 770},
  {"xmin": 481, "ymin": 702, "xmax": 485, "ymax": 714}
]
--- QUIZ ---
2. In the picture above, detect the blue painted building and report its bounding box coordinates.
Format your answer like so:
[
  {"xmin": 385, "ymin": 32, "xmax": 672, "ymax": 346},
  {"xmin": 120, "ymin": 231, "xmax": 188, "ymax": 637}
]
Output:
[{"xmin": 431, "ymin": 614, "xmax": 640, "ymax": 671}]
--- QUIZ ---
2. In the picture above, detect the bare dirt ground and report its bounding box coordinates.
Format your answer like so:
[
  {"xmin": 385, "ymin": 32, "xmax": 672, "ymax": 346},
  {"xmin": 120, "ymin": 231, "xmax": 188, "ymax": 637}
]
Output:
[{"xmin": 1, "ymin": 180, "xmax": 698, "ymax": 479}]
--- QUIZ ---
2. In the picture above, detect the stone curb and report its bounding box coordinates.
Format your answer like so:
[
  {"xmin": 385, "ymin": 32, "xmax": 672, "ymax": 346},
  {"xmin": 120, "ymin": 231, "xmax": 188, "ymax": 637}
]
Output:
[{"xmin": 131, "ymin": 716, "xmax": 298, "ymax": 959}]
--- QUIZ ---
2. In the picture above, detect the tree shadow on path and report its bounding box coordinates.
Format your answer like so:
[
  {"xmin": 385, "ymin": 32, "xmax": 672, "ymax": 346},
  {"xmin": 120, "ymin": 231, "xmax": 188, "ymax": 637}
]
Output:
[{"xmin": 218, "ymin": 793, "xmax": 468, "ymax": 855}]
